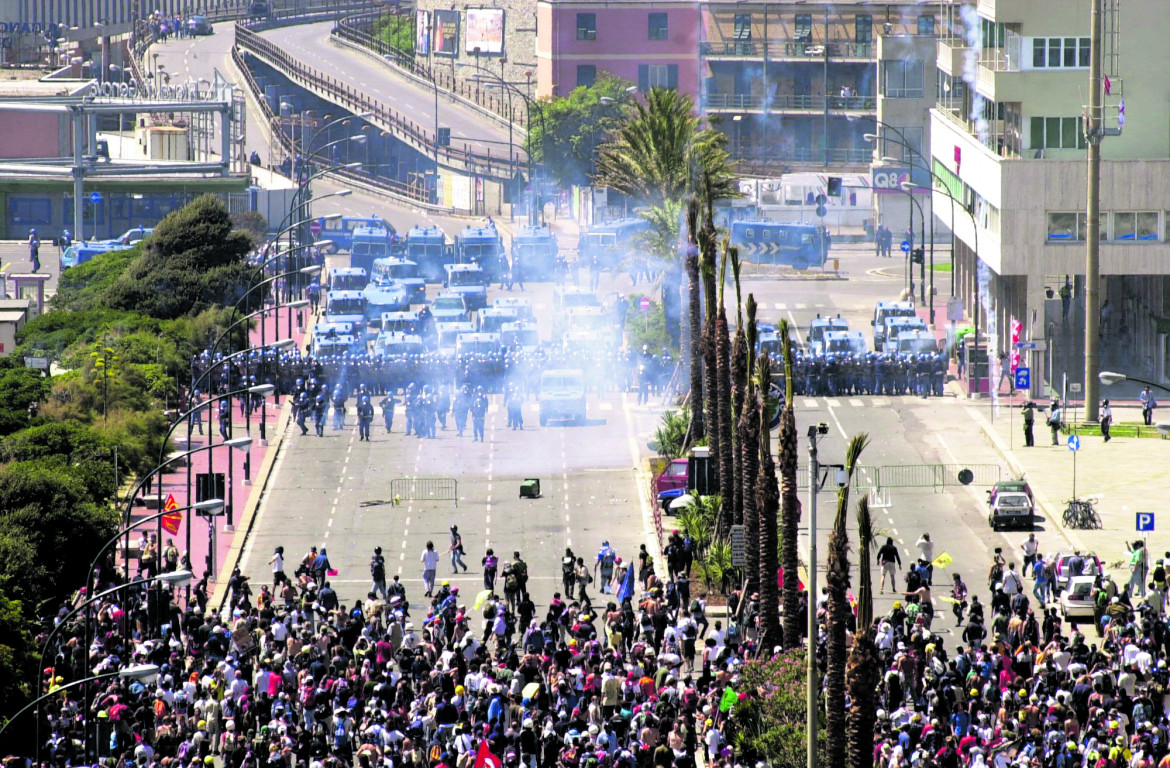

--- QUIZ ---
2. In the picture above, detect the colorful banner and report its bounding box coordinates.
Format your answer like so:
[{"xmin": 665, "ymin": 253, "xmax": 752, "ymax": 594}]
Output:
[
  {"xmin": 161, "ymin": 493, "xmax": 182, "ymax": 535},
  {"xmin": 434, "ymin": 9, "xmax": 459, "ymax": 57},
  {"xmin": 415, "ymin": 10, "xmax": 431, "ymax": 56},
  {"xmin": 473, "ymin": 741, "xmax": 502, "ymax": 768}
]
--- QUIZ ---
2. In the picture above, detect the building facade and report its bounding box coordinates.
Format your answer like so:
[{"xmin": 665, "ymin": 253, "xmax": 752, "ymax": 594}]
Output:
[
  {"xmin": 931, "ymin": 0, "xmax": 1170, "ymax": 391},
  {"xmin": 534, "ymin": 0, "xmax": 700, "ymax": 99}
]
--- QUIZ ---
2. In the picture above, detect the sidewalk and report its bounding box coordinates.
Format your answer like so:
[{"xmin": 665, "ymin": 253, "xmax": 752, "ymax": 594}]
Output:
[
  {"xmin": 969, "ymin": 398, "xmax": 1167, "ymax": 569},
  {"xmin": 126, "ymin": 301, "xmax": 311, "ymax": 608}
]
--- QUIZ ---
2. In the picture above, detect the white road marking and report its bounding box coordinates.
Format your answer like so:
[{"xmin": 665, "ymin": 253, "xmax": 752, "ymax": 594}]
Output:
[
  {"xmin": 773, "ymin": 303, "xmax": 787, "ymax": 310},
  {"xmin": 795, "ymin": 303, "xmax": 807, "ymax": 309},
  {"xmin": 824, "ymin": 398, "xmax": 841, "ymax": 408},
  {"xmin": 849, "ymin": 398, "xmax": 864, "ymax": 407},
  {"xmin": 803, "ymin": 399, "xmax": 819, "ymax": 408}
]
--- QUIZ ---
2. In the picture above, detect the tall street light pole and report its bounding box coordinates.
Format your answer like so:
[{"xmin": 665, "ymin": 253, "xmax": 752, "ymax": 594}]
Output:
[
  {"xmin": 1084, "ymin": 0, "xmax": 1103, "ymax": 424},
  {"xmin": 806, "ymin": 424, "xmax": 823, "ymax": 768}
]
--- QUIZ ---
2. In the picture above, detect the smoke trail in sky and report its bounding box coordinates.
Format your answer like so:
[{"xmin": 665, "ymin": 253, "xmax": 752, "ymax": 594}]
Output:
[
  {"xmin": 959, "ymin": 4, "xmax": 989, "ymax": 144},
  {"xmin": 978, "ymin": 257, "xmax": 999, "ymax": 414}
]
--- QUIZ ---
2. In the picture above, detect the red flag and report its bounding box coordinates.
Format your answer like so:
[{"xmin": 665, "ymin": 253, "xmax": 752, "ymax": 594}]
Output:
[
  {"xmin": 473, "ymin": 741, "xmax": 502, "ymax": 768},
  {"xmin": 160, "ymin": 493, "xmax": 182, "ymax": 535},
  {"xmin": 1104, "ymin": 75, "xmax": 1111, "ymax": 95}
]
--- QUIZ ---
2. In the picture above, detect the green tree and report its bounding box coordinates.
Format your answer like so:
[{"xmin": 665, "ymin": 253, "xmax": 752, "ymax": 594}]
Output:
[
  {"xmin": 684, "ymin": 199, "xmax": 703, "ymax": 444},
  {"xmin": 0, "ymin": 421, "xmax": 120, "ymax": 504},
  {"xmin": 756, "ymin": 354, "xmax": 781, "ymax": 650},
  {"xmin": 0, "ymin": 587, "xmax": 36, "ymax": 724},
  {"xmin": 103, "ymin": 195, "xmax": 256, "ymax": 320},
  {"xmin": 826, "ymin": 433, "xmax": 868, "ymax": 768},
  {"xmin": 636, "ymin": 200, "xmax": 684, "ymax": 349},
  {"xmin": 374, "ymin": 12, "xmax": 415, "ymax": 55},
  {"xmin": 730, "ymin": 650, "xmax": 825, "ymax": 768},
  {"xmin": 594, "ymin": 87, "xmax": 737, "ymax": 209},
  {"xmin": 526, "ymin": 74, "xmax": 637, "ymax": 189},
  {"xmin": 0, "ymin": 462, "xmax": 119, "ymax": 608},
  {"xmin": 779, "ymin": 320, "xmax": 802, "ymax": 649},
  {"xmin": 0, "ymin": 362, "xmax": 49, "ymax": 437},
  {"xmin": 848, "ymin": 496, "xmax": 881, "ymax": 768}
]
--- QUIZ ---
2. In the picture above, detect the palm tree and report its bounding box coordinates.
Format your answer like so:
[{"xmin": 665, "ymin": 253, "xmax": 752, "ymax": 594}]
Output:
[
  {"xmin": 826, "ymin": 433, "xmax": 869, "ymax": 768},
  {"xmin": 684, "ymin": 199, "xmax": 703, "ymax": 444},
  {"xmin": 778, "ymin": 320, "xmax": 802, "ymax": 650},
  {"xmin": 739, "ymin": 308, "xmax": 760, "ymax": 596},
  {"xmin": 729, "ymin": 260, "xmax": 747, "ymax": 525},
  {"xmin": 715, "ymin": 247, "xmax": 734, "ymax": 527},
  {"xmin": 847, "ymin": 496, "xmax": 881, "ymax": 768},
  {"xmin": 593, "ymin": 87, "xmax": 737, "ymax": 210},
  {"xmin": 756, "ymin": 354, "xmax": 781, "ymax": 650},
  {"xmin": 699, "ymin": 205, "xmax": 720, "ymax": 519}
]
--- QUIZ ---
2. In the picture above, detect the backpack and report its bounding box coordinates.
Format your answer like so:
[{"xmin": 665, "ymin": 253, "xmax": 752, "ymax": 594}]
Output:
[
  {"xmin": 562, "ymin": 558, "xmax": 575, "ymax": 577},
  {"xmin": 485, "ymin": 555, "xmax": 498, "ymax": 570},
  {"xmin": 371, "ymin": 556, "xmax": 386, "ymax": 580},
  {"xmin": 601, "ymin": 550, "xmax": 615, "ymax": 569},
  {"xmin": 505, "ymin": 573, "xmax": 519, "ymax": 592}
]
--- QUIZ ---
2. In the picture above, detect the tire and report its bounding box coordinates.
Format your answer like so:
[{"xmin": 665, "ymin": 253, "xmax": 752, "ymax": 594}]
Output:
[{"xmin": 988, "ymin": 514, "xmax": 997, "ymax": 530}]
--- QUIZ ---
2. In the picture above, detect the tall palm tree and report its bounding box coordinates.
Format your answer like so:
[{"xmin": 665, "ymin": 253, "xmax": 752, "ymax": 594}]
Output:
[
  {"xmin": 684, "ymin": 198, "xmax": 703, "ymax": 444},
  {"xmin": 593, "ymin": 87, "xmax": 737, "ymax": 210},
  {"xmin": 826, "ymin": 433, "xmax": 869, "ymax": 768},
  {"xmin": 739, "ymin": 308, "xmax": 760, "ymax": 596},
  {"xmin": 715, "ymin": 247, "xmax": 734, "ymax": 525},
  {"xmin": 729, "ymin": 260, "xmax": 747, "ymax": 525},
  {"xmin": 778, "ymin": 320, "xmax": 802, "ymax": 650},
  {"xmin": 755, "ymin": 354, "xmax": 781, "ymax": 651},
  {"xmin": 699, "ymin": 205, "xmax": 720, "ymax": 519},
  {"xmin": 848, "ymin": 496, "xmax": 881, "ymax": 768}
]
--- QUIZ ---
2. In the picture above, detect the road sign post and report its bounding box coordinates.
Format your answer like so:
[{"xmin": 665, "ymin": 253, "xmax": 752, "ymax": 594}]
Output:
[
  {"xmin": 729, "ymin": 524, "xmax": 746, "ymax": 568},
  {"xmin": 1137, "ymin": 512, "xmax": 1155, "ymax": 532},
  {"xmin": 309, "ymin": 219, "xmax": 322, "ymax": 237},
  {"xmin": 89, "ymin": 191, "xmax": 102, "ymax": 242},
  {"xmin": 1015, "ymin": 367, "xmax": 1030, "ymax": 391},
  {"xmin": 1067, "ymin": 434, "xmax": 1080, "ymax": 499}
]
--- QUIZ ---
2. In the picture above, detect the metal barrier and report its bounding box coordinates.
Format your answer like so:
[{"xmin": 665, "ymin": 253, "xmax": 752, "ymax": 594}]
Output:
[
  {"xmin": 795, "ymin": 464, "xmax": 1001, "ymax": 493},
  {"xmin": 390, "ymin": 477, "xmax": 458, "ymax": 506},
  {"xmin": 234, "ymin": 23, "xmax": 524, "ymax": 180}
]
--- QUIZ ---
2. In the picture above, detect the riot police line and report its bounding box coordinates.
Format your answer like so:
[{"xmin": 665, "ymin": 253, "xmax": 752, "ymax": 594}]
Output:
[{"xmin": 777, "ymin": 349, "xmax": 949, "ymax": 398}]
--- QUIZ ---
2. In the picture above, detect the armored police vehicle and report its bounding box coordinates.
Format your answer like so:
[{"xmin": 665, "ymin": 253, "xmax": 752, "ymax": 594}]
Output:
[
  {"xmin": 510, "ymin": 225, "xmax": 559, "ymax": 280},
  {"xmin": 454, "ymin": 226, "xmax": 506, "ymax": 280},
  {"xmin": 578, "ymin": 219, "xmax": 648, "ymax": 271},
  {"xmin": 807, "ymin": 315, "xmax": 849, "ymax": 356},
  {"xmin": 325, "ymin": 291, "xmax": 369, "ymax": 337},
  {"xmin": 430, "ymin": 293, "xmax": 470, "ymax": 323},
  {"xmin": 363, "ymin": 282, "xmax": 411, "ymax": 324},
  {"xmin": 872, "ymin": 301, "xmax": 916, "ymax": 351},
  {"xmin": 478, "ymin": 307, "xmax": 520, "ymax": 334},
  {"xmin": 442, "ymin": 263, "xmax": 489, "ymax": 311},
  {"xmin": 350, "ymin": 226, "xmax": 394, "ymax": 275},
  {"xmin": 492, "ymin": 296, "xmax": 535, "ymax": 322},
  {"xmin": 436, "ymin": 321, "xmax": 476, "ymax": 353},
  {"xmin": 329, "ymin": 267, "xmax": 369, "ymax": 292},
  {"xmin": 406, "ymin": 225, "xmax": 448, "ymax": 283},
  {"xmin": 539, "ymin": 369, "xmax": 587, "ymax": 426}
]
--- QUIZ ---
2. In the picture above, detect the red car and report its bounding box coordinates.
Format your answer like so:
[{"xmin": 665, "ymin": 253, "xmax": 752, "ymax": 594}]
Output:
[{"xmin": 656, "ymin": 458, "xmax": 689, "ymax": 510}]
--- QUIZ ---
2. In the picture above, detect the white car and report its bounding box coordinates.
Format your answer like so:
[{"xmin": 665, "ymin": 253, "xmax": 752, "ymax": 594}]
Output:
[{"xmin": 1059, "ymin": 575, "xmax": 1098, "ymax": 624}]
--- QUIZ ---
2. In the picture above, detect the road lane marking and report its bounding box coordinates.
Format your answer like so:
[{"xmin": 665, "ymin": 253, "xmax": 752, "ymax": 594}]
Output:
[
  {"xmin": 849, "ymin": 398, "xmax": 864, "ymax": 407},
  {"xmin": 803, "ymin": 399, "xmax": 819, "ymax": 408},
  {"xmin": 773, "ymin": 303, "xmax": 786, "ymax": 310},
  {"xmin": 795, "ymin": 303, "xmax": 807, "ymax": 309}
]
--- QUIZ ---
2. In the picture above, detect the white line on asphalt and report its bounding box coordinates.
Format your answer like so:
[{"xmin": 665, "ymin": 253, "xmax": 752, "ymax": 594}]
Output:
[
  {"xmin": 849, "ymin": 398, "xmax": 864, "ymax": 407},
  {"xmin": 328, "ymin": 518, "xmax": 333, "ymax": 527},
  {"xmin": 774, "ymin": 303, "xmax": 786, "ymax": 310},
  {"xmin": 803, "ymin": 399, "xmax": 819, "ymax": 409},
  {"xmin": 795, "ymin": 303, "xmax": 807, "ymax": 309},
  {"xmin": 785, "ymin": 311, "xmax": 806, "ymax": 347},
  {"xmin": 825, "ymin": 399, "xmax": 841, "ymax": 407},
  {"xmin": 892, "ymin": 528, "xmax": 898, "ymax": 536}
]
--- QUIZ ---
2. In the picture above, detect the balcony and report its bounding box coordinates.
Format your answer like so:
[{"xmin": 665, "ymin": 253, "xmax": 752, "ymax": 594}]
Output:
[
  {"xmin": 974, "ymin": 33, "xmax": 1023, "ymax": 99},
  {"xmin": 936, "ymin": 36, "xmax": 969, "ymax": 77},
  {"xmin": 699, "ymin": 40, "xmax": 874, "ymax": 61},
  {"xmin": 706, "ymin": 92, "xmax": 877, "ymax": 112},
  {"xmin": 729, "ymin": 142, "xmax": 873, "ymax": 172}
]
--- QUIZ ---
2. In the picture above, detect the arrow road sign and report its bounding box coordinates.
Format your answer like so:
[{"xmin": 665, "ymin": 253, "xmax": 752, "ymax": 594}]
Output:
[
  {"xmin": 900, "ymin": 240, "xmax": 910, "ymax": 252},
  {"xmin": 1137, "ymin": 512, "xmax": 1156, "ymax": 532},
  {"xmin": 1067, "ymin": 434, "xmax": 1080, "ymax": 452},
  {"xmin": 89, "ymin": 191, "xmax": 102, "ymax": 204},
  {"xmin": 1015, "ymin": 367, "xmax": 1030, "ymax": 390}
]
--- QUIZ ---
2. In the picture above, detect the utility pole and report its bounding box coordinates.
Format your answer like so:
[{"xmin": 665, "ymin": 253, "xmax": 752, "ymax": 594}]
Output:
[
  {"xmin": 1084, "ymin": 0, "xmax": 1102, "ymax": 424},
  {"xmin": 806, "ymin": 428, "xmax": 820, "ymax": 768}
]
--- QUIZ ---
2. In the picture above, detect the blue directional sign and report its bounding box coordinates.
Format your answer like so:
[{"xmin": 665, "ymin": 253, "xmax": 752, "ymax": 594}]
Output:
[
  {"xmin": 89, "ymin": 191, "xmax": 102, "ymax": 204},
  {"xmin": 1067, "ymin": 434, "xmax": 1080, "ymax": 452},
  {"xmin": 900, "ymin": 240, "xmax": 911, "ymax": 253},
  {"xmin": 1015, "ymin": 367, "xmax": 1030, "ymax": 390},
  {"xmin": 1137, "ymin": 512, "xmax": 1156, "ymax": 532}
]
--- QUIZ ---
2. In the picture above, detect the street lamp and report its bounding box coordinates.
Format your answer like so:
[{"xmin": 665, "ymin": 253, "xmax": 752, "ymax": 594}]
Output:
[
  {"xmin": 1098, "ymin": 370, "xmax": 1126, "ymax": 386},
  {"xmin": 901, "ymin": 179, "xmax": 927, "ymax": 305}
]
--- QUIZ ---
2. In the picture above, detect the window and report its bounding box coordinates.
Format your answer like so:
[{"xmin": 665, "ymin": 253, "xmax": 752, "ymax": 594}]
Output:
[
  {"xmin": 576, "ymin": 13, "xmax": 595, "ymax": 40},
  {"xmin": 1047, "ymin": 212, "xmax": 1078, "ymax": 241},
  {"xmin": 576, "ymin": 65, "xmax": 596, "ymax": 88},
  {"xmin": 1113, "ymin": 212, "xmax": 1160, "ymax": 241},
  {"xmin": 1032, "ymin": 37, "xmax": 1090, "ymax": 68},
  {"xmin": 1076, "ymin": 212, "xmax": 1108, "ymax": 241},
  {"xmin": 794, "ymin": 13, "xmax": 811, "ymax": 42},
  {"xmin": 1029, "ymin": 116, "xmax": 1086, "ymax": 150},
  {"xmin": 917, "ymin": 15, "xmax": 935, "ymax": 35},
  {"xmin": 648, "ymin": 12, "xmax": 668, "ymax": 40},
  {"xmin": 900, "ymin": 127, "xmax": 924, "ymax": 163},
  {"xmin": 734, "ymin": 13, "xmax": 752, "ymax": 40},
  {"xmin": 855, "ymin": 14, "xmax": 872, "ymax": 43},
  {"xmin": 9, "ymin": 197, "xmax": 52, "ymax": 225},
  {"xmin": 638, "ymin": 64, "xmax": 679, "ymax": 91},
  {"xmin": 883, "ymin": 59, "xmax": 924, "ymax": 98}
]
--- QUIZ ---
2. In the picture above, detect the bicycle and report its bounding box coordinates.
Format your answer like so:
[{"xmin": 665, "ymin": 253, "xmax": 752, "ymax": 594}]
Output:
[{"xmin": 1063, "ymin": 498, "xmax": 1102, "ymax": 529}]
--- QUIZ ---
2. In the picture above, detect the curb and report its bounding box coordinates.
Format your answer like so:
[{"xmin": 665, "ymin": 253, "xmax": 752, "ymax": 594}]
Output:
[{"xmin": 965, "ymin": 405, "xmax": 1090, "ymax": 555}]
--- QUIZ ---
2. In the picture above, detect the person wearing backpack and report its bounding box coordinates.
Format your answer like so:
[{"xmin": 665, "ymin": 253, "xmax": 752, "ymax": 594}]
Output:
[
  {"xmin": 482, "ymin": 548, "xmax": 499, "ymax": 591},
  {"xmin": 595, "ymin": 541, "xmax": 617, "ymax": 593},
  {"xmin": 371, "ymin": 546, "xmax": 387, "ymax": 599},
  {"xmin": 562, "ymin": 547, "xmax": 577, "ymax": 596}
]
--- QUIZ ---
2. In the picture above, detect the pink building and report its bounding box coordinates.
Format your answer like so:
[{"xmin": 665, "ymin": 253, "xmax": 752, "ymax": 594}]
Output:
[{"xmin": 535, "ymin": 0, "xmax": 701, "ymax": 100}]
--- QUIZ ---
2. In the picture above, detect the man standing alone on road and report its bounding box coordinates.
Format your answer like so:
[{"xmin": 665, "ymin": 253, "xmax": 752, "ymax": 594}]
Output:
[
  {"xmin": 1022, "ymin": 401, "xmax": 1035, "ymax": 446},
  {"xmin": 371, "ymin": 546, "xmax": 387, "ymax": 599},
  {"xmin": 1048, "ymin": 399, "xmax": 1062, "ymax": 445},
  {"xmin": 1141, "ymin": 387, "xmax": 1157, "ymax": 426},
  {"xmin": 878, "ymin": 537, "xmax": 901, "ymax": 593},
  {"xmin": 421, "ymin": 541, "xmax": 440, "ymax": 596},
  {"xmin": 1100, "ymin": 399, "xmax": 1113, "ymax": 442}
]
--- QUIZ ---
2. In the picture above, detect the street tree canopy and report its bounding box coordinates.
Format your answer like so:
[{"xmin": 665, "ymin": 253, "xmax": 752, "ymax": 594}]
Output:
[
  {"xmin": 594, "ymin": 87, "xmax": 737, "ymax": 209},
  {"xmin": 526, "ymin": 74, "xmax": 639, "ymax": 189}
]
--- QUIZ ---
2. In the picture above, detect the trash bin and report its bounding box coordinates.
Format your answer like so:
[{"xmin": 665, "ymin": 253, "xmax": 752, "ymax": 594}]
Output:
[{"xmin": 520, "ymin": 479, "xmax": 541, "ymax": 498}]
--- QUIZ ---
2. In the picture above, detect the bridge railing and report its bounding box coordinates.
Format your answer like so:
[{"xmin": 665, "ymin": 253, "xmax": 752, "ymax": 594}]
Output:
[{"xmin": 235, "ymin": 22, "xmax": 523, "ymax": 180}]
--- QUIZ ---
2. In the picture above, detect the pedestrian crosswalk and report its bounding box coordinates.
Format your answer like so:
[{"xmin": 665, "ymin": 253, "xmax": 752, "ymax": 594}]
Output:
[{"xmin": 799, "ymin": 395, "xmax": 958, "ymax": 409}]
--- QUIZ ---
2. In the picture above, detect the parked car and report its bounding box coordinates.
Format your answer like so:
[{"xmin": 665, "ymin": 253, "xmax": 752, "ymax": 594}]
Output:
[
  {"xmin": 1059, "ymin": 575, "xmax": 1098, "ymax": 624},
  {"xmin": 1052, "ymin": 552, "xmax": 1105, "ymax": 596},
  {"xmin": 656, "ymin": 458, "xmax": 689, "ymax": 510},
  {"xmin": 986, "ymin": 479, "xmax": 1035, "ymax": 531}
]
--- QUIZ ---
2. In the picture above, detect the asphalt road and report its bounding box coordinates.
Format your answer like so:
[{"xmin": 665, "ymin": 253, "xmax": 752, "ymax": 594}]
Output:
[{"xmin": 155, "ymin": 22, "xmax": 1081, "ymax": 627}]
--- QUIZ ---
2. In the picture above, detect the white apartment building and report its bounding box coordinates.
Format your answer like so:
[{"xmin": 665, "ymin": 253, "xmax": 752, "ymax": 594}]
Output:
[{"xmin": 931, "ymin": 0, "xmax": 1170, "ymax": 393}]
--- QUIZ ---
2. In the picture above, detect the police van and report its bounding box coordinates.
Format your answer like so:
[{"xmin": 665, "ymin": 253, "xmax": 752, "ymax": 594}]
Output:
[
  {"xmin": 896, "ymin": 329, "xmax": 939, "ymax": 356},
  {"xmin": 373, "ymin": 331, "xmax": 425, "ymax": 357},
  {"xmin": 872, "ymin": 301, "xmax": 916, "ymax": 351},
  {"xmin": 884, "ymin": 316, "xmax": 929, "ymax": 354},
  {"xmin": 501, "ymin": 321, "xmax": 541, "ymax": 353},
  {"xmin": 436, "ymin": 321, "xmax": 476, "ymax": 353},
  {"xmin": 442, "ymin": 263, "xmax": 489, "ymax": 311},
  {"xmin": 455, "ymin": 332, "xmax": 502, "ymax": 358},
  {"xmin": 313, "ymin": 333, "xmax": 358, "ymax": 357},
  {"xmin": 807, "ymin": 315, "xmax": 849, "ymax": 355},
  {"xmin": 492, "ymin": 296, "xmax": 535, "ymax": 322},
  {"xmin": 379, "ymin": 310, "xmax": 423, "ymax": 335},
  {"xmin": 478, "ymin": 307, "xmax": 519, "ymax": 334},
  {"xmin": 325, "ymin": 291, "xmax": 368, "ymax": 335},
  {"xmin": 329, "ymin": 267, "xmax": 369, "ymax": 292},
  {"xmin": 824, "ymin": 330, "xmax": 867, "ymax": 356},
  {"xmin": 539, "ymin": 369, "xmax": 587, "ymax": 426}
]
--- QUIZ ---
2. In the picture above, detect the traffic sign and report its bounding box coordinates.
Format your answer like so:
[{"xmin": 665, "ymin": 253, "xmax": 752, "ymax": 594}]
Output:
[
  {"xmin": 309, "ymin": 219, "xmax": 322, "ymax": 236},
  {"xmin": 1015, "ymin": 341, "xmax": 1037, "ymax": 350},
  {"xmin": 1070, "ymin": 383, "xmax": 1082, "ymax": 394},
  {"xmin": 639, "ymin": 296, "xmax": 651, "ymax": 311},
  {"xmin": 900, "ymin": 240, "xmax": 910, "ymax": 253},
  {"xmin": 89, "ymin": 191, "xmax": 102, "ymax": 204},
  {"xmin": 739, "ymin": 242, "xmax": 781, "ymax": 256},
  {"xmin": 1014, "ymin": 367, "xmax": 1030, "ymax": 390},
  {"xmin": 1137, "ymin": 512, "xmax": 1156, "ymax": 532},
  {"xmin": 1067, "ymin": 434, "xmax": 1080, "ymax": 452}
]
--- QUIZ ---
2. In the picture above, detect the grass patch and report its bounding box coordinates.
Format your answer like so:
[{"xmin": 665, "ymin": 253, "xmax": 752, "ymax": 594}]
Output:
[
  {"xmin": 932, "ymin": 262, "xmax": 953, "ymax": 273},
  {"xmin": 1064, "ymin": 422, "xmax": 1168, "ymax": 439}
]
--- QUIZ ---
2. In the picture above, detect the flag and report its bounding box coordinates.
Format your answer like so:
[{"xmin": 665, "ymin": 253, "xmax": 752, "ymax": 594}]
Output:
[
  {"xmin": 1104, "ymin": 74, "xmax": 1111, "ymax": 95},
  {"xmin": 616, "ymin": 563, "xmax": 635, "ymax": 603},
  {"xmin": 1118, "ymin": 98, "xmax": 1126, "ymax": 128},
  {"xmin": 160, "ymin": 493, "xmax": 182, "ymax": 535},
  {"xmin": 719, "ymin": 686, "xmax": 738, "ymax": 713},
  {"xmin": 472, "ymin": 589, "xmax": 493, "ymax": 611},
  {"xmin": 932, "ymin": 552, "xmax": 954, "ymax": 569},
  {"xmin": 472, "ymin": 741, "xmax": 502, "ymax": 768}
]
